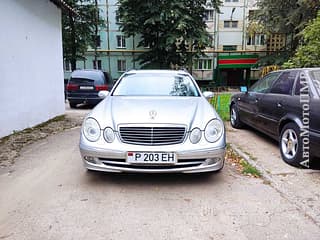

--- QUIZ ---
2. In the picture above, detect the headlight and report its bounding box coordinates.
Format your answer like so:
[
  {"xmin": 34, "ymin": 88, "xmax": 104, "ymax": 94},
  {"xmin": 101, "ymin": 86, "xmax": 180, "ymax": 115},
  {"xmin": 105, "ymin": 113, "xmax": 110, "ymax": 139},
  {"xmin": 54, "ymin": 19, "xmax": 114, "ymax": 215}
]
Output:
[
  {"xmin": 189, "ymin": 128, "xmax": 201, "ymax": 144},
  {"xmin": 103, "ymin": 127, "xmax": 115, "ymax": 143},
  {"xmin": 83, "ymin": 118, "xmax": 101, "ymax": 142},
  {"xmin": 204, "ymin": 119, "xmax": 223, "ymax": 143}
]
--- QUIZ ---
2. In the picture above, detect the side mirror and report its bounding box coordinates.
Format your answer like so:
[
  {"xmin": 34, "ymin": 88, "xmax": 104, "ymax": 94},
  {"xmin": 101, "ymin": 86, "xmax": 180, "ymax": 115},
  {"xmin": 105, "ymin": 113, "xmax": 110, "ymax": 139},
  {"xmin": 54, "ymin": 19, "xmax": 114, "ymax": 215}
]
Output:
[
  {"xmin": 203, "ymin": 91, "xmax": 214, "ymax": 101},
  {"xmin": 98, "ymin": 90, "xmax": 109, "ymax": 99},
  {"xmin": 240, "ymin": 86, "xmax": 248, "ymax": 93}
]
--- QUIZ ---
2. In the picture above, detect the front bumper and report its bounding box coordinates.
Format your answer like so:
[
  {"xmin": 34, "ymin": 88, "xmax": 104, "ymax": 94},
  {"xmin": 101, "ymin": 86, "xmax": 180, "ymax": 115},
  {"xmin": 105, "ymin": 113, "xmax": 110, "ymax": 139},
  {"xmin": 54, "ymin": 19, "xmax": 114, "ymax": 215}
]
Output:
[{"xmin": 80, "ymin": 140, "xmax": 226, "ymax": 173}]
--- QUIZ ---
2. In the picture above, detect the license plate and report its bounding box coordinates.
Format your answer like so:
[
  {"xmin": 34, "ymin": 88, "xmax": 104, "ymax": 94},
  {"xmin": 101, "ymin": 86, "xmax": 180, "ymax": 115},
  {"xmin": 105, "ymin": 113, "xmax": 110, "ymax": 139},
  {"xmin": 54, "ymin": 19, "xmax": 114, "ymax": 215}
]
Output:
[
  {"xmin": 79, "ymin": 86, "xmax": 94, "ymax": 90},
  {"xmin": 127, "ymin": 152, "xmax": 177, "ymax": 164}
]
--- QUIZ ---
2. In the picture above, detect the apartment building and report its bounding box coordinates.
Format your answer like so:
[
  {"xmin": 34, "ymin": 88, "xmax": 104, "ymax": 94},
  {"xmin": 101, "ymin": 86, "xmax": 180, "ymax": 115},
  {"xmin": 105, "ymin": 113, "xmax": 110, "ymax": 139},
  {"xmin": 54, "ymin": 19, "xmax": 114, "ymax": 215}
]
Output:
[
  {"xmin": 64, "ymin": 0, "xmax": 267, "ymax": 86},
  {"xmin": 192, "ymin": 0, "xmax": 268, "ymax": 87},
  {"xmin": 64, "ymin": 0, "xmax": 144, "ymax": 81}
]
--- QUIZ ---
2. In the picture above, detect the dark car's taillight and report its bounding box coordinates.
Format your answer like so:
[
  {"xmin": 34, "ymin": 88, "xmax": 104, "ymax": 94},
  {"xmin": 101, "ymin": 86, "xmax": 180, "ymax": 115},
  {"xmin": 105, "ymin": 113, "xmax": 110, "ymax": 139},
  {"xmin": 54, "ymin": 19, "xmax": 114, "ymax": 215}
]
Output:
[
  {"xmin": 96, "ymin": 85, "xmax": 108, "ymax": 91},
  {"xmin": 67, "ymin": 83, "xmax": 78, "ymax": 91}
]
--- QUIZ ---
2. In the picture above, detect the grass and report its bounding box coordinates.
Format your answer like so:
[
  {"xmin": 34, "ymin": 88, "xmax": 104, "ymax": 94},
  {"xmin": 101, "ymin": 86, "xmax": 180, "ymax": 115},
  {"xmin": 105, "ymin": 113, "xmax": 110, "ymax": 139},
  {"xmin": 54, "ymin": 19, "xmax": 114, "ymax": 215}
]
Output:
[
  {"xmin": 0, "ymin": 115, "xmax": 66, "ymax": 144},
  {"xmin": 211, "ymin": 93, "xmax": 231, "ymax": 121},
  {"xmin": 240, "ymin": 159, "xmax": 261, "ymax": 177},
  {"xmin": 226, "ymin": 144, "xmax": 261, "ymax": 178},
  {"xmin": 35, "ymin": 115, "xmax": 66, "ymax": 129}
]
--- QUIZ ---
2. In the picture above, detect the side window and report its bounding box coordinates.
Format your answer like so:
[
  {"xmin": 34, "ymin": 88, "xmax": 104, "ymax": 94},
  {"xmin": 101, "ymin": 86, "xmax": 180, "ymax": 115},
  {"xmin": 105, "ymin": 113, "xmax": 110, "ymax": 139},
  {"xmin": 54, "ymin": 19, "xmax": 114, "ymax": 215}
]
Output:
[
  {"xmin": 250, "ymin": 72, "xmax": 281, "ymax": 93},
  {"xmin": 294, "ymin": 76, "xmax": 301, "ymax": 95},
  {"xmin": 270, "ymin": 71, "xmax": 297, "ymax": 95},
  {"xmin": 295, "ymin": 72, "xmax": 313, "ymax": 96}
]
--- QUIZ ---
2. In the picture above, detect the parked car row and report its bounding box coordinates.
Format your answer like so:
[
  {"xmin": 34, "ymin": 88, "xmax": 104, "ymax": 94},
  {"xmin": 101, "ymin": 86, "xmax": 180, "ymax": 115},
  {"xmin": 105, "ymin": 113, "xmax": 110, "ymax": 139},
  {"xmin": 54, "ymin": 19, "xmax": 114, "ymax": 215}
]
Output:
[
  {"xmin": 67, "ymin": 67, "xmax": 319, "ymax": 173},
  {"xmin": 230, "ymin": 68, "xmax": 320, "ymax": 169}
]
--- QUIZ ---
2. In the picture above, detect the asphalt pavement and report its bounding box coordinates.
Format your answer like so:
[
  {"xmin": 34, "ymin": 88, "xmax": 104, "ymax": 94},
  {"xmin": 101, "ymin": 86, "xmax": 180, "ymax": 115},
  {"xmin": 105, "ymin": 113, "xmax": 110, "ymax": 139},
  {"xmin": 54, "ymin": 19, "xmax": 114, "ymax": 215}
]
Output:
[{"xmin": 0, "ymin": 105, "xmax": 319, "ymax": 239}]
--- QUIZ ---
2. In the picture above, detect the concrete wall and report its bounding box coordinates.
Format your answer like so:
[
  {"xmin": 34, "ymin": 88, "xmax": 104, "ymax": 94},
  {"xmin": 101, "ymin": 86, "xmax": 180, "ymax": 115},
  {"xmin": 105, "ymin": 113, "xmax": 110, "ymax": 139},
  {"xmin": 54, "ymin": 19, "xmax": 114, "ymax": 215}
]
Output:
[
  {"xmin": 0, "ymin": 0, "xmax": 65, "ymax": 138},
  {"xmin": 217, "ymin": 1, "xmax": 246, "ymax": 50}
]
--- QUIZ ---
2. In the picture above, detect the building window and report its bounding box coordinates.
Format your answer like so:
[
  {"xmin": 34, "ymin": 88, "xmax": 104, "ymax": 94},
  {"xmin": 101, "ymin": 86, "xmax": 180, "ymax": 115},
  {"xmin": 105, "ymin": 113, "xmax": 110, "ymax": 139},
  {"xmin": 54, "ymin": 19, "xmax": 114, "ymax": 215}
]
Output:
[
  {"xmin": 115, "ymin": 10, "xmax": 122, "ymax": 23},
  {"xmin": 204, "ymin": 10, "xmax": 214, "ymax": 21},
  {"xmin": 64, "ymin": 60, "xmax": 71, "ymax": 71},
  {"xmin": 223, "ymin": 45, "xmax": 237, "ymax": 51},
  {"xmin": 117, "ymin": 60, "xmax": 126, "ymax": 72},
  {"xmin": 247, "ymin": 34, "xmax": 265, "ymax": 45},
  {"xmin": 224, "ymin": 21, "xmax": 238, "ymax": 28},
  {"xmin": 248, "ymin": 10, "xmax": 257, "ymax": 21},
  {"xmin": 116, "ymin": 35, "xmax": 126, "ymax": 48},
  {"xmin": 92, "ymin": 35, "xmax": 101, "ymax": 48},
  {"xmin": 93, "ymin": 60, "xmax": 102, "ymax": 70},
  {"xmin": 193, "ymin": 59, "xmax": 212, "ymax": 70}
]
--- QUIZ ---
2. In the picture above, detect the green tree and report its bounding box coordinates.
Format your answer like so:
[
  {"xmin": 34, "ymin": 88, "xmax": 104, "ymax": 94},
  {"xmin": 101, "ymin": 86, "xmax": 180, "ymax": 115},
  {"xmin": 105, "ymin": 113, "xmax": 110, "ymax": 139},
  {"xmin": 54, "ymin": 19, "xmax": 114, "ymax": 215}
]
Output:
[
  {"xmin": 62, "ymin": 0, "xmax": 104, "ymax": 70},
  {"xmin": 284, "ymin": 11, "xmax": 320, "ymax": 68},
  {"xmin": 255, "ymin": 0, "xmax": 319, "ymax": 51},
  {"xmin": 118, "ymin": 0, "xmax": 221, "ymax": 69}
]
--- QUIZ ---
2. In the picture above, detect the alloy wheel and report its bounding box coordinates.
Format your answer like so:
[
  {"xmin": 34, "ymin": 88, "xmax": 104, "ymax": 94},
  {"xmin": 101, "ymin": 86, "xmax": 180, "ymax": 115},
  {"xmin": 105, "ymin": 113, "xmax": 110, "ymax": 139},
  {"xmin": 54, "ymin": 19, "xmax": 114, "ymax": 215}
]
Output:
[
  {"xmin": 230, "ymin": 107, "xmax": 237, "ymax": 126},
  {"xmin": 281, "ymin": 128, "xmax": 298, "ymax": 160}
]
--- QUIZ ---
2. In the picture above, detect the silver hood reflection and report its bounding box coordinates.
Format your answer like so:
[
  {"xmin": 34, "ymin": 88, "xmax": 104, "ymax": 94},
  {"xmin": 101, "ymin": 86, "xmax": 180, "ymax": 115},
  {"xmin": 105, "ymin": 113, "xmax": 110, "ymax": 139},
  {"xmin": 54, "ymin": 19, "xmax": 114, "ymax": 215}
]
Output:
[{"xmin": 89, "ymin": 95, "xmax": 218, "ymax": 131}]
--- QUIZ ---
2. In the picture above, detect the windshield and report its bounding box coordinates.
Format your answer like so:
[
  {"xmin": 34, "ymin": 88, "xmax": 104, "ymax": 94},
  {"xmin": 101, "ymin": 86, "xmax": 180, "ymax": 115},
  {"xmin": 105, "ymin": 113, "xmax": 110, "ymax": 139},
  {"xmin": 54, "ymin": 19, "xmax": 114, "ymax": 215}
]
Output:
[
  {"xmin": 112, "ymin": 73, "xmax": 200, "ymax": 97},
  {"xmin": 309, "ymin": 70, "xmax": 320, "ymax": 96}
]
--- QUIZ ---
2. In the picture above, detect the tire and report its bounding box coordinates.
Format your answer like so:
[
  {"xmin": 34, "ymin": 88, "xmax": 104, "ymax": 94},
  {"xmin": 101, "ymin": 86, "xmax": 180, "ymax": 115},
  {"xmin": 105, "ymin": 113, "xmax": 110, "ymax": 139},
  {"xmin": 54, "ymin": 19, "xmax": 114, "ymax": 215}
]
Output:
[
  {"xmin": 280, "ymin": 123, "xmax": 307, "ymax": 168},
  {"xmin": 69, "ymin": 101, "xmax": 77, "ymax": 108},
  {"xmin": 230, "ymin": 104, "xmax": 244, "ymax": 129}
]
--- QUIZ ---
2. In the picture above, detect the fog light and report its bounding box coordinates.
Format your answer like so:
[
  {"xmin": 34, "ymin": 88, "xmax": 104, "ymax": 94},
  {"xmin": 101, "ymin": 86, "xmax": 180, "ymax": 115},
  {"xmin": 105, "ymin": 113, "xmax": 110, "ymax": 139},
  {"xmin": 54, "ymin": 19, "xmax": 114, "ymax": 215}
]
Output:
[
  {"xmin": 205, "ymin": 157, "xmax": 220, "ymax": 165},
  {"xmin": 84, "ymin": 156, "xmax": 96, "ymax": 163}
]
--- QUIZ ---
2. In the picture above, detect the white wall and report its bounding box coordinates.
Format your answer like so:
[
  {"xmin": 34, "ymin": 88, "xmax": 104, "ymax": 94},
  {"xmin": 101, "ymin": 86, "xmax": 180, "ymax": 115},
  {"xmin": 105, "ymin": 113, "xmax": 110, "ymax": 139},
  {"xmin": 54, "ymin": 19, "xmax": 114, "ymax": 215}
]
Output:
[
  {"xmin": 0, "ymin": 0, "xmax": 65, "ymax": 138},
  {"xmin": 216, "ymin": 3, "xmax": 246, "ymax": 50}
]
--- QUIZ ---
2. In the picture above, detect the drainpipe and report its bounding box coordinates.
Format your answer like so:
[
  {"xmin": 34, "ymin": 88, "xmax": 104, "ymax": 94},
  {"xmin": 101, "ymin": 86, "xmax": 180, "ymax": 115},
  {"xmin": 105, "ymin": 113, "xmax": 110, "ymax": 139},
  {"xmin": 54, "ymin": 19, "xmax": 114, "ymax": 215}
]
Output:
[
  {"xmin": 106, "ymin": 0, "xmax": 111, "ymax": 77},
  {"xmin": 213, "ymin": 9, "xmax": 220, "ymax": 86},
  {"xmin": 132, "ymin": 35, "xmax": 135, "ymax": 69},
  {"xmin": 242, "ymin": 0, "xmax": 247, "ymax": 50},
  {"xmin": 94, "ymin": 0, "xmax": 98, "ymax": 68}
]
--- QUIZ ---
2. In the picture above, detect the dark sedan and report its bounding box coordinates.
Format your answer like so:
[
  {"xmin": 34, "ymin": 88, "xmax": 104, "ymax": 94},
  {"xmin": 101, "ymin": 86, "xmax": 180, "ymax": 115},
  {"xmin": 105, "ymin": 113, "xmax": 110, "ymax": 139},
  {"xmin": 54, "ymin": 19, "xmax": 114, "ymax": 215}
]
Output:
[{"xmin": 230, "ymin": 68, "xmax": 320, "ymax": 168}]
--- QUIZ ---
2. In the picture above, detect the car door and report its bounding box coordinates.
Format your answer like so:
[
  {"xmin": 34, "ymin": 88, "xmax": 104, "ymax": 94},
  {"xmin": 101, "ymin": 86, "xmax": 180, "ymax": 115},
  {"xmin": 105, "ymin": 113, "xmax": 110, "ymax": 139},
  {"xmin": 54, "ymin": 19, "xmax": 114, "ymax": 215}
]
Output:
[
  {"xmin": 257, "ymin": 70, "xmax": 298, "ymax": 137},
  {"xmin": 307, "ymin": 70, "xmax": 320, "ymax": 157},
  {"xmin": 236, "ymin": 91, "xmax": 259, "ymax": 126},
  {"xmin": 310, "ymin": 98, "xmax": 320, "ymax": 157},
  {"xmin": 239, "ymin": 72, "xmax": 282, "ymax": 129}
]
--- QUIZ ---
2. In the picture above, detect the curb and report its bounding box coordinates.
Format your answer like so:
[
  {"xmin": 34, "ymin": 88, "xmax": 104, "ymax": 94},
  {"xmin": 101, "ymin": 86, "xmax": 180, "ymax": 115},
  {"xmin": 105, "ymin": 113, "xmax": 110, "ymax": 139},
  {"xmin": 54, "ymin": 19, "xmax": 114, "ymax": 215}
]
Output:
[{"xmin": 230, "ymin": 143, "xmax": 320, "ymax": 228}]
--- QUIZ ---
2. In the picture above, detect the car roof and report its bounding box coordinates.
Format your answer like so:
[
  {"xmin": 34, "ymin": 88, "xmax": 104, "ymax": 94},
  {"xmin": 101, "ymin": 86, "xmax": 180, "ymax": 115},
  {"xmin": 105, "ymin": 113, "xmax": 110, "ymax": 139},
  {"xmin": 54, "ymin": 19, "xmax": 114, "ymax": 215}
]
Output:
[{"xmin": 270, "ymin": 68, "xmax": 320, "ymax": 74}]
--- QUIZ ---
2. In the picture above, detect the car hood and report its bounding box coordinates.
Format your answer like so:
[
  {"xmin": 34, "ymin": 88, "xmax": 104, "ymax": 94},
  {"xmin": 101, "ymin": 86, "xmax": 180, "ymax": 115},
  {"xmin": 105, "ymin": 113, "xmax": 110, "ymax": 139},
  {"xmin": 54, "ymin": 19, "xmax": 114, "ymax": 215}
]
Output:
[{"xmin": 90, "ymin": 96, "xmax": 218, "ymax": 131}]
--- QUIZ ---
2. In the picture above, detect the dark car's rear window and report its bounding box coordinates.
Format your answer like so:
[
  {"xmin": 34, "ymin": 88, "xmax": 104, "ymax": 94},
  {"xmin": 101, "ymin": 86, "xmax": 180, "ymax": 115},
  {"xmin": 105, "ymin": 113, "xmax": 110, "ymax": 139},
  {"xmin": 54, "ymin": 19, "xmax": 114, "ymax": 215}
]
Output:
[
  {"xmin": 69, "ymin": 78, "xmax": 95, "ymax": 84},
  {"xmin": 70, "ymin": 70, "xmax": 106, "ymax": 85}
]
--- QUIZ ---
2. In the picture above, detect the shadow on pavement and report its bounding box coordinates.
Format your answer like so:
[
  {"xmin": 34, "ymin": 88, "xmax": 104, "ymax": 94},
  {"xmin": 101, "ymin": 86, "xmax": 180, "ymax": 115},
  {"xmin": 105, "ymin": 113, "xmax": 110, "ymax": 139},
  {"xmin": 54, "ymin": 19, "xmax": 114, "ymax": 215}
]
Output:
[
  {"xmin": 83, "ymin": 170, "xmax": 225, "ymax": 187},
  {"xmin": 238, "ymin": 124, "xmax": 278, "ymax": 146}
]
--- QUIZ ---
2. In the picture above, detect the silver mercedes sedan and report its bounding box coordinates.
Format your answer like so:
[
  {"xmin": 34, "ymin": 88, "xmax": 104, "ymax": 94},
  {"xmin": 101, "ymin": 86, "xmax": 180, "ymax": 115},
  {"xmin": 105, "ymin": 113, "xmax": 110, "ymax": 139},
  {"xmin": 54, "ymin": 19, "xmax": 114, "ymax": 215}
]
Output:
[{"xmin": 79, "ymin": 70, "xmax": 226, "ymax": 173}]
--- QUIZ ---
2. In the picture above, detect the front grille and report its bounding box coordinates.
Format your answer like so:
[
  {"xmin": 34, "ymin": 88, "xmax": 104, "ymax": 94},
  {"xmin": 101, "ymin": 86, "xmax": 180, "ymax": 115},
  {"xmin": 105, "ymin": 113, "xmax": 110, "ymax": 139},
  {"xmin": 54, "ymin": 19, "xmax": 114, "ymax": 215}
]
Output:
[{"xmin": 119, "ymin": 126, "xmax": 186, "ymax": 145}]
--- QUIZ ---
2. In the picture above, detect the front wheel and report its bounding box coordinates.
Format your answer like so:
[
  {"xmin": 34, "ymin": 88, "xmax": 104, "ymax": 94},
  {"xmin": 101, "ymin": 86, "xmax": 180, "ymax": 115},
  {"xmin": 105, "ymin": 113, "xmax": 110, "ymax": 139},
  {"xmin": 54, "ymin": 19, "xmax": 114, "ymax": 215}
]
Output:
[
  {"xmin": 230, "ymin": 104, "xmax": 244, "ymax": 129},
  {"xmin": 280, "ymin": 123, "xmax": 307, "ymax": 168}
]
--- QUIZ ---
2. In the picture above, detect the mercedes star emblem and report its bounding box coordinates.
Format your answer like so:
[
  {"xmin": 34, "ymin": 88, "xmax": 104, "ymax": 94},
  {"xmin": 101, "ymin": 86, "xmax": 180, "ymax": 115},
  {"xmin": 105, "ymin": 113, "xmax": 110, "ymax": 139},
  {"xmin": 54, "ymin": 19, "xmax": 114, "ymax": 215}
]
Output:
[{"xmin": 149, "ymin": 110, "xmax": 157, "ymax": 120}]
